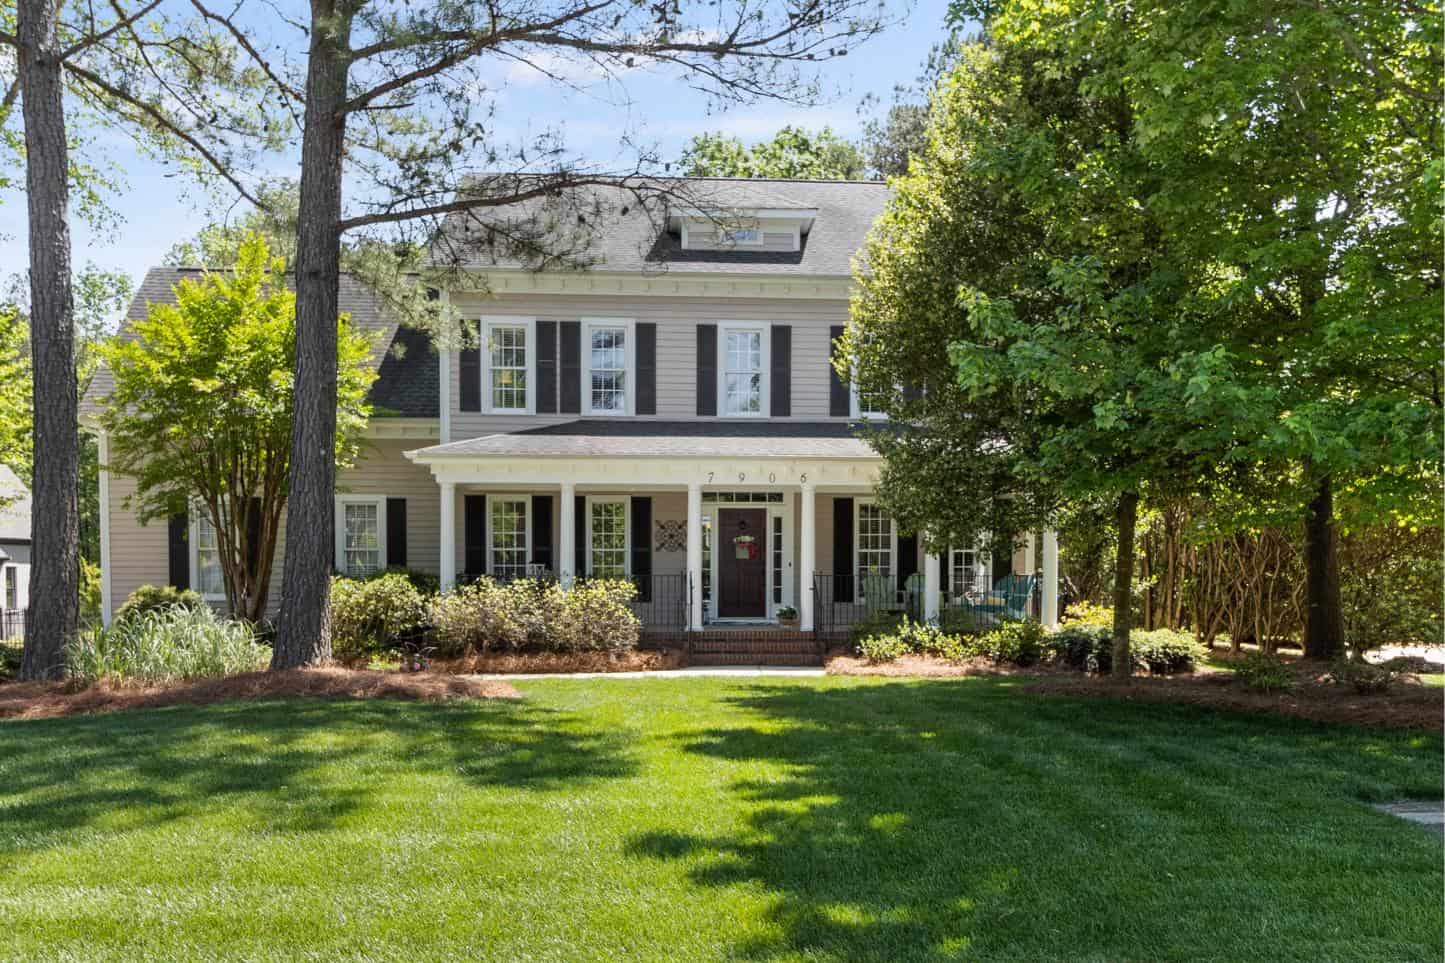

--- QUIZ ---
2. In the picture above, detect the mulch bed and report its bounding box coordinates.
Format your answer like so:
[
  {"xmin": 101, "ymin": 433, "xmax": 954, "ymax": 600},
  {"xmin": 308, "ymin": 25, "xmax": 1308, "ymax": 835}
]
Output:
[
  {"xmin": 0, "ymin": 669, "xmax": 520, "ymax": 721},
  {"xmin": 826, "ymin": 654, "xmax": 1074, "ymax": 678},
  {"xmin": 1025, "ymin": 669, "xmax": 1442, "ymax": 731},
  {"xmin": 433, "ymin": 649, "xmax": 684, "ymax": 675}
]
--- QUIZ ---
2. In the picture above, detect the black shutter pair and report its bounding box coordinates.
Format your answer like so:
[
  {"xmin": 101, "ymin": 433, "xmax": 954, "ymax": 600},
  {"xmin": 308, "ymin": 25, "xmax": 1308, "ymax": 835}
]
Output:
[
  {"xmin": 524, "ymin": 321, "xmax": 659, "ymax": 416},
  {"xmin": 828, "ymin": 497, "xmax": 917, "ymax": 601},
  {"xmin": 696, "ymin": 325, "xmax": 791, "ymax": 416}
]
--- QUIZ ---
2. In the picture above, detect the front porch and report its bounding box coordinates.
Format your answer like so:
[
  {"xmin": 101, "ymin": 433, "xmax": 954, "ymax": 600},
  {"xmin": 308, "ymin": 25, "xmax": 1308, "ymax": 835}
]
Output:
[{"xmin": 404, "ymin": 421, "xmax": 1060, "ymax": 641}]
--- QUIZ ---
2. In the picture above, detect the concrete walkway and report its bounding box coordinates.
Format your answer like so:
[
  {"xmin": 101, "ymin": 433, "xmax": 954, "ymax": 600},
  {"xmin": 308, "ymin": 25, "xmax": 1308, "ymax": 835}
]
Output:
[
  {"xmin": 1373, "ymin": 802, "xmax": 1445, "ymax": 834},
  {"xmin": 469, "ymin": 666, "xmax": 828, "ymax": 681}
]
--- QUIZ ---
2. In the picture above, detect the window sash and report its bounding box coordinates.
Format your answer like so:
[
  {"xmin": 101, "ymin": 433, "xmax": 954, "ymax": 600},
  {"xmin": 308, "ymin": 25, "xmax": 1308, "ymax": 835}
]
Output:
[
  {"xmin": 490, "ymin": 498, "xmax": 529, "ymax": 579},
  {"xmin": 723, "ymin": 329, "xmax": 763, "ymax": 414},
  {"xmin": 343, "ymin": 502, "xmax": 382, "ymax": 577},
  {"xmin": 488, "ymin": 324, "xmax": 528, "ymax": 412},
  {"xmin": 589, "ymin": 499, "xmax": 628, "ymax": 579},
  {"xmin": 856, "ymin": 503, "xmax": 893, "ymax": 577},
  {"xmin": 4, "ymin": 568, "xmax": 15, "ymax": 609},
  {"xmin": 949, "ymin": 548, "xmax": 989, "ymax": 597},
  {"xmin": 587, "ymin": 325, "xmax": 627, "ymax": 414},
  {"xmin": 193, "ymin": 514, "xmax": 226, "ymax": 598}
]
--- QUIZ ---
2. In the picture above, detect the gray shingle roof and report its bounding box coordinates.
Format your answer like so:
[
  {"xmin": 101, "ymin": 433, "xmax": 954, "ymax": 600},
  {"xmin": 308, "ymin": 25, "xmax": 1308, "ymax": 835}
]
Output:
[
  {"xmin": 430, "ymin": 177, "xmax": 888, "ymax": 279},
  {"xmin": 82, "ymin": 266, "xmax": 437, "ymax": 419},
  {"xmin": 410, "ymin": 420, "xmax": 881, "ymax": 460},
  {"xmin": 0, "ymin": 465, "xmax": 31, "ymax": 542}
]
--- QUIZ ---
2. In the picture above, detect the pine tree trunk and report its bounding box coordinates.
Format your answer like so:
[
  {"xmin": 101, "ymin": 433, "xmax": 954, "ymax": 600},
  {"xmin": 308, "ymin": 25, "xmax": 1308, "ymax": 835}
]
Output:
[
  {"xmin": 17, "ymin": 0, "xmax": 79, "ymax": 681},
  {"xmin": 271, "ymin": 0, "xmax": 352, "ymax": 669},
  {"xmin": 1110, "ymin": 489, "xmax": 1138, "ymax": 679},
  {"xmin": 1302, "ymin": 473, "xmax": 1344, "ymax": 660}
]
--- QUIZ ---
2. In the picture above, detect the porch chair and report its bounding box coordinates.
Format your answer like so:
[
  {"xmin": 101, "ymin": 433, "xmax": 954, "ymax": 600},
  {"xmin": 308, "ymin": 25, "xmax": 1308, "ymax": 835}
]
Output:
[{"xmin": 861, "ymin": 573, "xmax": 899, "ymax": 616}]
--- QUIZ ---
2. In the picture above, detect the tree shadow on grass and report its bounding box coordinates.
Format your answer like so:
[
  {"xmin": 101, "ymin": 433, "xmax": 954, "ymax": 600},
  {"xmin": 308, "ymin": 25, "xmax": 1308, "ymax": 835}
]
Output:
[
  {"xmin": 0, "ymin": 694, "xmax": 637, "ymax": 853},
  {"xmin": 628, "ymin": 678, "xmax": 1442, "ymax": 962}
]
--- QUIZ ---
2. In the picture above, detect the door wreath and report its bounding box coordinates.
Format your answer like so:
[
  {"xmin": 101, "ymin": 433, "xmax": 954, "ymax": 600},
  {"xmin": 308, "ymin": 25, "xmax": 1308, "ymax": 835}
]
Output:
[{"xmin": 732, "ymin": 533, "xmax": 759, "ymax": 561}]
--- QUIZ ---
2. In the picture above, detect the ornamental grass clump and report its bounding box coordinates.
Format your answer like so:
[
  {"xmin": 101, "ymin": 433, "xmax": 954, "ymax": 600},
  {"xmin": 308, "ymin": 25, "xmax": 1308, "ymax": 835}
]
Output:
[{"xmin": 67, "ymin": 606, "xmax": 269, "ymax": 684}]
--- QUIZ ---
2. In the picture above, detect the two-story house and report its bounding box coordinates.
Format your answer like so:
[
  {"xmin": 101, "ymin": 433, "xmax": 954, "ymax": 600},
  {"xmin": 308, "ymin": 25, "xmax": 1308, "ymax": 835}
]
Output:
[{"xmin": 89, "ymin": 178, "xmax": 1061, "ymax": 641}]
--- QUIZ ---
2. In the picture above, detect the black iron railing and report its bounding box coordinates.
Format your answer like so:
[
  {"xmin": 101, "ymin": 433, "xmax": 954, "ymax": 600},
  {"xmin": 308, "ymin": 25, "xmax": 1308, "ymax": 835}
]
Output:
[
  {"xmin": 811, "ymin": 572, "xmax": 1039, "ymax": 638},
  {"xmin": 1, "ymin": 608, "xmax": 23, "ymax": 640},
  {"xmin": 458, "ymin": 570, "xmax": 689, "ymax": 633}
]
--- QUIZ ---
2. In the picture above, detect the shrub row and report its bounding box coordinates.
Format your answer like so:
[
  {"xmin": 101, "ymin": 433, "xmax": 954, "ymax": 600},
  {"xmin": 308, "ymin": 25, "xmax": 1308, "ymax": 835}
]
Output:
[
  {"xmin": 1043, "ymin": 624, "xmax": 1203, "ymax": 675},
  {"xmin": 330, "ymin": 573, "xmax": 641, "ymax": 658}
]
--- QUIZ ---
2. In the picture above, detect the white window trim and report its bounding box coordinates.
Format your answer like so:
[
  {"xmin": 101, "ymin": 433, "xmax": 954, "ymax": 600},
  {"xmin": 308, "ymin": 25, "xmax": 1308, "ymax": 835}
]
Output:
[
  {"xmin": 189, "ymin": 511, "xmax": 226, "ymax": 602},
  {"xmin": 334, "ymin": 495, "xmax": 388, "ymax": 577},
  {"xmin": 585, "ymin": 495, "xmax": 630, "ymax": 578},
  {"xmin": 850, "ymin": 376, "xmax": 891, "ymax": 421},
  {"xmin": 853, "ymin": 498, "xmax": 898, "ymax": 581},
  {"xmin": 717, "ymin": 321, "xmax": 771, "ymax": 418},
  {"xmin": 581, "ymin": 317, "xmax": 636, "ymax": 417},
  {"xmin": 487, "ymin": 494, "xmax": 532, "ymax": 579},
  {"xmin": 480, "ymin": 316, "xmax": 536, "ymax": 415}
]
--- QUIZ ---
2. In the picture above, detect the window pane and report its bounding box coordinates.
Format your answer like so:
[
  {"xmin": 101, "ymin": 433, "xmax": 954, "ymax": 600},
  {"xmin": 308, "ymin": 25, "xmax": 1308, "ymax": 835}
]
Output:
[
  {"xmin": 344, "ymin": 503, "xmax": 381, "ymax": 577},
  {"xmin": 722, "ymin": 329, "xmax": 763, "ymax": 415},
  {"xmin": 489, "ymin": 325, "xmax": 527, "ymax": 410},
  {"xmin": 772, "ymin": 515, "xmax": 783, "ymax": 605},
  {"xmin": 196, "ymin": 515, "xmax": 225, "ymax": 596},
  {"xmin": 590, "ymin": 500, "xmax": 627, "ymax": 578},
  {"xmin": 857, "ymin": 504, "xmax": 893, "ymax": 577},
  {"xmin": 489, "ymin": 498, "xmax": 528, "ymax": 579},
  {"xmin": 588, "ymin": 326, "xmax": 626, "ymax": 412}
]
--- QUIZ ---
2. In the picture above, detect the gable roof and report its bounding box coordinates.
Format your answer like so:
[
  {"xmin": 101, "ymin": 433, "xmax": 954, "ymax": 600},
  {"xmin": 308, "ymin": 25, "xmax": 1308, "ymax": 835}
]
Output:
[
  {"xmin": 81, "ymin": 266, "xmax": 437, "ymax": 420},
  {"xmin": 430, "ymin": 177, "xmax": 888, "ymax": 279},
  {"xmin": 0, "ymin": 465, "xmax": 31, "ymax": 542}
]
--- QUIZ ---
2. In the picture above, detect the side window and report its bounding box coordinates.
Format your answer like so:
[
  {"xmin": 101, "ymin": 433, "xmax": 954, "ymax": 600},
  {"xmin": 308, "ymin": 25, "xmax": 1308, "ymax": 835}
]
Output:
[
  {"xmin": 486, "ymin": 322, "xmax": 529, "ymax": 413},
  {"xmin": 584, "ymin": 320, "xmax": 632, "ymax": 415},
  {"xmin": 336, "ymin": 497, "xmax": 386, "ymax": 577},
  {"xmin": 588, "ymin": 499, "xmax": 628, "ymax": 578},
  {"xmin": 719, "ymin": 324, "xmax": 768, "ymax": 416},
  {"xmin": 855, "ymin": 501, "xmax": 895, "ymax": 578},
  {"xmin": 489, "ymin": 497, "xmax": 529, "ymax": 579},
  {"xmin": 194, "ymin": 514, "xmax": 225, "ymax": 599}
]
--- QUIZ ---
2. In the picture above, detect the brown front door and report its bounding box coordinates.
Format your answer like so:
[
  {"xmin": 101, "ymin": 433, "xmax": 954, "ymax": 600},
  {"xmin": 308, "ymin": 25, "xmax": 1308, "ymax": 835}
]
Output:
[{"xmin": 717, "ymin": 508, "xmax": 767, "ymax": 618}]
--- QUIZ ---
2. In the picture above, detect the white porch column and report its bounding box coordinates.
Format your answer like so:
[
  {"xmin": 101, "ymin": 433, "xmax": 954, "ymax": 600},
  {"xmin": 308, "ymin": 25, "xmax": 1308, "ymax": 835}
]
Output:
[
  {"xmin": 923, "ymin": 538, "xmax": 941, "ymax": 623},
  {"xmin": 439, "ymin": 482, "xmax": 457, "ymax": 590},
  {"xmin": 1041, "ymin": 529, "xmax": 1060, "ymax": 627},
  {"xmin": 686, "ymin": 483, "xmax": 703, "ymax": 630},
  {"xmin": 799, "ymin": 482, "xmax": 816, "ymax": 632},
  {"xmin": 1022, "ymin": 531, "xmax": 1036, "ymax": 575},
  {"xmin": 559, "ymin": 481, "xmax": 576, "ymax": 588},
  {"xmin": 98, "ymin": 431, "xmax": 113, "ymax": 626}
]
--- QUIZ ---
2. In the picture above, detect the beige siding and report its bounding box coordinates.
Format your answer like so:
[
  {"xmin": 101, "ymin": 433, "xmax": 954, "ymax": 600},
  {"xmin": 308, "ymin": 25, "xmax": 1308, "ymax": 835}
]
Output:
[
  {"xmin": 338, "ymin": 440, "xmax": 443, "ymax": 576},
  {"xmin": 448, "ymin": 291, "xmax": 849, "ymax": 435}
]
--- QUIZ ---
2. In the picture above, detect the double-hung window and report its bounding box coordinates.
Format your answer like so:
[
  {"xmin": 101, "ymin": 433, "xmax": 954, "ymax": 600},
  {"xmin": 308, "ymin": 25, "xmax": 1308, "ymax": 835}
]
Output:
[
  {"xmin": 719, "ymin": 323, "xmax": 768, "ymax": 416},
  {"xmin": 584, "ymin": 319, "xmax": 633, "ymax": 415},
  {"xmin": 336, "ymin": 496, "xmax": 386, "ymax": 577},
  {"xmin": 482, "ymin": 318, "xmax": 532, "ymax": 413},
  {"xmin": 588, "ymin": 498, "xmax": 628, "ymax": 579},
  {"xmin": 4, "ymin": 567, "xmax": 16, "ymax": 609},
  {"xmin": 489, "ymin": 497, "xmax": 529, "ymax": 580},
  {"xmin": 193, "ymin": 513, "xmax": 225, "ymax": 599},
  {"xmin": 855, "ymin": 501, "xmax": 895, "ymax": 578},
  {"xmin": 949, "ymin": 547, "xmax": 990, "ymax": 598}
]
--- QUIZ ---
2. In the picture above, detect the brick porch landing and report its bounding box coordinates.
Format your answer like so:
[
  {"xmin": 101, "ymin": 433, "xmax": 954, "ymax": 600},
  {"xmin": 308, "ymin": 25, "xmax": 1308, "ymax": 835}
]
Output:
[{"xmin": 643, "ymin": 626, "xmax": 826, "ymax": 666}]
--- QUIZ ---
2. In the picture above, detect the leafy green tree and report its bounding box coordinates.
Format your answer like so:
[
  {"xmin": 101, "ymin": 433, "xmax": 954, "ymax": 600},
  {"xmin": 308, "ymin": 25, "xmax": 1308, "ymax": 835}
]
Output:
[
  {"xmin": 983, "ymin": 0, "xmax": 1442, "ymax": 658},
  {"xmin": 679, "ymin": 126, "xmax": 868, "ymax": 179},
  {"xmin": 848, "ymin": 41, "xmax": 1244, "ymax": 676},
  {"xmin": 0, "ymin": 308, "xmax": 29, "ymax": 486},
  {"xmin": 98, "ymin": 235, "xmax": 375, "ymax": 623}
]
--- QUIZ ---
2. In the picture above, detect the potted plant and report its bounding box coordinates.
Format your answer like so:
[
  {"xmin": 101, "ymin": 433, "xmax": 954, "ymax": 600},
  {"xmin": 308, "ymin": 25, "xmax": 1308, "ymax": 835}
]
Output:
[{"xmin": 776, "ymin": 605, "xmax": 799, "ymax": 630}]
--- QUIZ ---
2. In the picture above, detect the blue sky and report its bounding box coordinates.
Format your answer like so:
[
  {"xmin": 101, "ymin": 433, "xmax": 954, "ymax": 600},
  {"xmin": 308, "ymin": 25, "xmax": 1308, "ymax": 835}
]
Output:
[{"xmin": 0, "ymin": 0, "xmax": 953, "ymax": 314}]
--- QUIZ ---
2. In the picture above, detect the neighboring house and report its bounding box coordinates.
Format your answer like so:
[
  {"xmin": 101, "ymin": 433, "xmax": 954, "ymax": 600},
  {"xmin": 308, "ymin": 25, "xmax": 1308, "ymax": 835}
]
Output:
[
  {"xmin": 0, "ymin": 465, "xmax": 31, "ymax": 639},
  {"xmin": 83, "ymin": 178, "xmax": 1061, "ymax": 638}
]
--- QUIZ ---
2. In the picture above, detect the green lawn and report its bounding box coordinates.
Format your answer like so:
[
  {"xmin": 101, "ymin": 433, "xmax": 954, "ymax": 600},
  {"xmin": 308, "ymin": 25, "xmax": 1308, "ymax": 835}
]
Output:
[{"xmin": 0, "ymin": 677, "xmax": 1439, "ymax": 961}]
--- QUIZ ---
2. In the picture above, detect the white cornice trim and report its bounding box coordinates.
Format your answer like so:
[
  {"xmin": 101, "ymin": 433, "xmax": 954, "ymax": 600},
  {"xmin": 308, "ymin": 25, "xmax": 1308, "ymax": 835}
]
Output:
[
  {"xmin": 455, "ymin": 269, "xmax": 854, "ymax": 301},
  {"xmin": 365, "ymin": 418, "xmax": 440, "ymax": 439}
]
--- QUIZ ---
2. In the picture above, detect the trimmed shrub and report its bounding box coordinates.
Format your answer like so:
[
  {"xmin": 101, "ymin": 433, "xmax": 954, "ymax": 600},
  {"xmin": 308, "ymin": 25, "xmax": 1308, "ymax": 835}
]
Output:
[
  {"xmin": 115, "ymin": 584, "xmax": 203, "ymax": 624},
  {"xmin": 0, "ymin": 638, "xmax": 20, "ymax": 680},
  {"xmin": 971, "ymin": 620, "xmax": 1045, "ymax": 666},
  {"xmin": 1131, "ymin": 629, "xmax": 1205, "ymax": 674},
  {"xmin": 67, "ymin": 606, "xmax": 268, "ymax": 683},
  {"xmin": 857, "ymin": 633, "xmax": 911, "ymax": 663},
  {"xmin": 1044, "ymin": 623, "xmax": 1112, "ymax": 672},
  {"xmin": 1236, "ymin": 652, "xmax": 1293, "ymax": 692},
  {"xmin": 1329, "ymin": 659, "xmax": 1398, "ymax": 694},
  {"xmin": 330, "ymin": 573, "xmax": 430, "ymax": 660},
  {"xmin": 852, "ymin": 617, "xmax": 967, "ymax": 663},
  {"xmin": 1061, "ymin": 601, "xmax": 1114, "ymax": 628},
  {"xmin": 430, "ymin": 577, "xmax": 639, "ymax": 656}
]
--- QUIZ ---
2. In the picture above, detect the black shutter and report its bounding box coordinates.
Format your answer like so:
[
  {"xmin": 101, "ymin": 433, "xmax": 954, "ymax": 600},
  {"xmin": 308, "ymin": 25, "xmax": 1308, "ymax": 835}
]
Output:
[
  {"xmin": 630, "ymin": 496, "xmax": 652, "ymax": 601},
  {"xmin": 531, "ymin": 495, "xmax": 554, "ymax": 571},
  {"xmin": 459, "ymin": 318, "xmax": 482, "ymax": 412},
  {"xmin": 167, "ymin": 511, "xmax": 189, "ymax": 590},
  {"xmin": 536, "ymin": 320, "xmax": 557, "ymax": 414},
  {"xmin": 832, "ymin": 497, "xmax": 854, "ymax": 603},
  {"xmin": 992, "ymin": 545, "xmax": 1012, "ymax": 583},
  {"xmin": 245, "ymin": 497, "xmax": 262, "ymax": 578},
  {"xmin": 897, "ymin": 532, "xmax": 918, "ymax": 590},
  {"xmin": 828, "ymin": 325, "xmax": 850, "ymax": 417},
  {"xmin": 464, "ymin": 495, "xmax": 487, "ymax": 577},
  {"xmin": 770, "ymin": 324, "xmax": 791, "ymax": 417},
  {"xmin": 636, "ymin": 323, "xmax": 657, "ymax": 415},
  {"xmin": 696, "ymin": 324, "xmax": 717, "ymax": 416},
  {"xmin": 386, "ymin": 498, "xmax": 408, "ymax": 569},
  {"xmin": 574, "ymin": 494, "xmax": 588, "ymax": 578},
  {"xmin": 559, "ymin": 321, "xmax": 581, "ymax": 414}
]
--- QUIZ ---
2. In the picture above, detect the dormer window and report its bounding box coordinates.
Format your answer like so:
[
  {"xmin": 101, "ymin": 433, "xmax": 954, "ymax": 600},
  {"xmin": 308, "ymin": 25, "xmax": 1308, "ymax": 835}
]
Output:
[
  {"xmin": 722, "ymin": 227, "xmax": 762, "ymax": 245},
  {"xmin": 672, "ymin": 206, "xmax": 817, "ymax": 253}
]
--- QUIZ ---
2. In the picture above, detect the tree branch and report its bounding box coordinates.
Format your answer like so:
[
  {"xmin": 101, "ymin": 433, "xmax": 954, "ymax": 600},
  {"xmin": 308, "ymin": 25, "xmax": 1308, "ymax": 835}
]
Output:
[{"xmin": 60, "ymin": 0, "xmax": 165, "ymax": 59}]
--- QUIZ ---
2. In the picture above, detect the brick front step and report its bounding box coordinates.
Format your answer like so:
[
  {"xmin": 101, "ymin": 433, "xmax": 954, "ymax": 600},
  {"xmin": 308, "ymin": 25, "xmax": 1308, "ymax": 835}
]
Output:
[{"xmin": 688, "ymin": 651, "xmax": 824, "ymax": 667}]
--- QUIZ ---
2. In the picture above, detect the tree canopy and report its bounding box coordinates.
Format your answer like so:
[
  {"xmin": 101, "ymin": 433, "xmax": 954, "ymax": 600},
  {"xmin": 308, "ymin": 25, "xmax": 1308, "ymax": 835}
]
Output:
[
  {"xmin": 678, "ymin": 126, "xmax": 869, "ymax": 180},
  {"xmin": 98, "ymin": 234, "xmax": 375, "ymax": 621}
]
